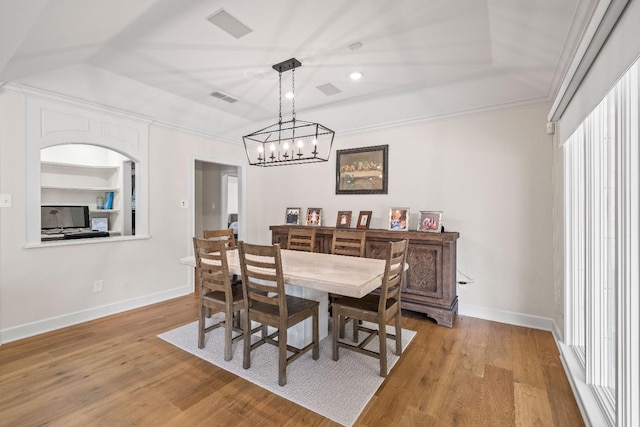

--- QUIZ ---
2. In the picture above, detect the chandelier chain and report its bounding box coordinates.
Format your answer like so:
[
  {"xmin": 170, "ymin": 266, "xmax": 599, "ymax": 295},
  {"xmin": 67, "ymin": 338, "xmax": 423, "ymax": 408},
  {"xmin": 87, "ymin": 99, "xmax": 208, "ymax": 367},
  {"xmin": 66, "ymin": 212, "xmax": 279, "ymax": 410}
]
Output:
[
  {"xmin": 278, "ymin": 71, "xmax": 283, "ymax": 124},
  {"xmin": 292, "ymin": 67, "xmax": 296, "ymax": 120}
]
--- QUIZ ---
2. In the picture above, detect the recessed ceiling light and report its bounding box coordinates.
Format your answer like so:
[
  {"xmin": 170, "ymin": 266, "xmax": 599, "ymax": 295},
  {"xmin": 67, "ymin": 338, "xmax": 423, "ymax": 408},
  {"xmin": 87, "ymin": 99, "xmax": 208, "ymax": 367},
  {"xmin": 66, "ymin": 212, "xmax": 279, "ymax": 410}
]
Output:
[
  {"xmin": 350, "ymin": 71, "xmax": 363, "ymax": 81},
  {"xmin": 285, "ymin": 91, "xmax": 294, "ymax": 99}
]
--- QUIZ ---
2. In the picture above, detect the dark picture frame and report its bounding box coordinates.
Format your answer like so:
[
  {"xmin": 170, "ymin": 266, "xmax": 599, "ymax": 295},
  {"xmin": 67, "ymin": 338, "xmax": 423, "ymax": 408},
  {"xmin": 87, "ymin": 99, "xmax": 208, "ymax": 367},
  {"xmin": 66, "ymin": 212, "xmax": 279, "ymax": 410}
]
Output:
[
  {"xmin": 336, "ymin": 211, "xmax": 352, "ymax": 228},
  {"xmin": 285, "ymin": 207, "xmax": 301, "ymax": 225},
  {"xmin": 356, "ymin": 210, "xmax": 372, "ymax": 229},
  {"xmin": 336, "ymin": 145, "xmax": 388, "ymax": 194}
]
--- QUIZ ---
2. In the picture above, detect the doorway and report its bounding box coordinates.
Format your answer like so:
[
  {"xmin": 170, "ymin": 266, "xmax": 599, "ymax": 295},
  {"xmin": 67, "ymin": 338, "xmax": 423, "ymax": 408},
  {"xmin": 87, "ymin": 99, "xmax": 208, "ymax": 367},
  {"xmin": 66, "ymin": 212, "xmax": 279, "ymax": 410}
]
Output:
[{"xmin": 194, "ymin": 160, "xmax": 241, "ymax": 240}]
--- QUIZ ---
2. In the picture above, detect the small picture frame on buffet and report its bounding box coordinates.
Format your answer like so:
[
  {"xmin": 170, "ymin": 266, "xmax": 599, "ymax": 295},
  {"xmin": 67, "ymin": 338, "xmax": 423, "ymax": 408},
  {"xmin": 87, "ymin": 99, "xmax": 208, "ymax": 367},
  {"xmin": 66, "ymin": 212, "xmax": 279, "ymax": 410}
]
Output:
[
  {"xmin": 356, "ymin": 210, "xmax": 372, "ymax": 230},
  {"xmin": 418, "ymin": 211, "xmax": 443, "ymax": 233},
  {"xmin": 285, "ymin": 207, "xmax": 301, "ymax": 225},
  {"xmin": 306, "ymin": 208, "xmax": 322, "ymax": 226},
  {"xmin": 336, "ymin": 211, "xmax": 352, "ymax": 228},
  {"xmin": 388, "ymin": 208, "xmax": 410, "ymax": 231}
]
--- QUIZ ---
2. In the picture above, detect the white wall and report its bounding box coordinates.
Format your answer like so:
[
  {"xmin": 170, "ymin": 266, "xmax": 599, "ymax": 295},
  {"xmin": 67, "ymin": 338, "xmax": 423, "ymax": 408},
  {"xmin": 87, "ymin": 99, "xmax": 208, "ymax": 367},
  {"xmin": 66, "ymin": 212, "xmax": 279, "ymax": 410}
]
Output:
[
  {"xmin": 252, "ymin": 103, "xmax": 556, "ymax": 322},
  {"xmin": 0, "ymin": 87, "xmax": 556, "ymax": 342},
  {"xmin": 0, "ymin": 90, "xmax": 248, "ymax": 343}
]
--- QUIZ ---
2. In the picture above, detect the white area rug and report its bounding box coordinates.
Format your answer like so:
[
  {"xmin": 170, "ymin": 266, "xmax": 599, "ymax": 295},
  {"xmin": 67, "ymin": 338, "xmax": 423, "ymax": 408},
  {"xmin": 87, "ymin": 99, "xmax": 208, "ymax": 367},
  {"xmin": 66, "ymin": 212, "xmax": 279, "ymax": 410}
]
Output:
[{"xmin": 158, "ymin": 315, "xmax": 416, "ymax": 426}]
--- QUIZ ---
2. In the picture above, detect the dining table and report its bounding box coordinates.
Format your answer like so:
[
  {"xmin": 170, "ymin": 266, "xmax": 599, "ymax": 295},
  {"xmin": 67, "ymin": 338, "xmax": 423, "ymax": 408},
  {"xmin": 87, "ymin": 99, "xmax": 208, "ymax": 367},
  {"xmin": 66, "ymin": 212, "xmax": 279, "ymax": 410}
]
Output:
[{"xmin": 180, "ymin": 248, "xmax": 389, "ymax": 346}]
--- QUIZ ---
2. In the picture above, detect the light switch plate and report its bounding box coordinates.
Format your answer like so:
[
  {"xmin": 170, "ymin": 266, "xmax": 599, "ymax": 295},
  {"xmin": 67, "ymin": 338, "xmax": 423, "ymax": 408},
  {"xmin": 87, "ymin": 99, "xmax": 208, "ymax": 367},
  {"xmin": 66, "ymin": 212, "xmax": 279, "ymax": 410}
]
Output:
[{"xmin": 0, "ymin": 194, "xmax": 12, "ymax": 208}]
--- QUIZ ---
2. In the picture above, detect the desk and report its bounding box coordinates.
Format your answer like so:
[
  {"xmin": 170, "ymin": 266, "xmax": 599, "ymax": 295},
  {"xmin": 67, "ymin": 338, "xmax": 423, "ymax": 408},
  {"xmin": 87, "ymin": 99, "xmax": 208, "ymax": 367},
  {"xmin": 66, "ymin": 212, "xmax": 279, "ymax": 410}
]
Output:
[{"xmin": 180, "ymin": 249, "xmax": 387, "ymax": 344}]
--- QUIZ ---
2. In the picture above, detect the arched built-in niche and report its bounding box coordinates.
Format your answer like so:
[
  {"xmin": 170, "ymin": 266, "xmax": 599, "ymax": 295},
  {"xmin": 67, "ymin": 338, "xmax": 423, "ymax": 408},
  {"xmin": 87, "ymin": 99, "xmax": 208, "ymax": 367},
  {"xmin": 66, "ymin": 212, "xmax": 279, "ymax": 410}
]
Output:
[
  {"xmin": 26, "ymin": 95, "xmax": 150, "ymax": 245},
  {"xmin": 40, "ymin": 144, "xmax": 136, "ymax": 238}
]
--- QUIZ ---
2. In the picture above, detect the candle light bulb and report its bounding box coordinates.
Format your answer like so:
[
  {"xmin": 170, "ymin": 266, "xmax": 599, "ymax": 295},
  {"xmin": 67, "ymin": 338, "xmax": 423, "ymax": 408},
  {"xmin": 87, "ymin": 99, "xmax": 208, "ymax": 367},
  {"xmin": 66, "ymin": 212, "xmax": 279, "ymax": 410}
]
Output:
[
  {"xmin": 283, "ymin": 142, "xmax": 289, "ymax": 150},
  {"xmin": 258, "ymin": 146, "xmax": 264, "ymax": 153},
  {"xmin": 312, "ymin": 138, "xmax": 317, "ymax": 146},
  {"xmin": 297, "ymin": 140, "xmax": 304, "ymax": 148},
  {"xmin": 270, "ymin": 143, "xmax": 276, "ymax": 152}
]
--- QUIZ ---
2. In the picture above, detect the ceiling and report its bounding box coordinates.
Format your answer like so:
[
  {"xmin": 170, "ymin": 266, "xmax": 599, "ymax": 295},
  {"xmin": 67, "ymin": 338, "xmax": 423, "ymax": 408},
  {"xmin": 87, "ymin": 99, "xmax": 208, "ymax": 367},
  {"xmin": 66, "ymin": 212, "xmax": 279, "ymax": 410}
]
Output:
[{"xmin": 0, "ymin": 0, "xmax": 596, "ymax": 141}]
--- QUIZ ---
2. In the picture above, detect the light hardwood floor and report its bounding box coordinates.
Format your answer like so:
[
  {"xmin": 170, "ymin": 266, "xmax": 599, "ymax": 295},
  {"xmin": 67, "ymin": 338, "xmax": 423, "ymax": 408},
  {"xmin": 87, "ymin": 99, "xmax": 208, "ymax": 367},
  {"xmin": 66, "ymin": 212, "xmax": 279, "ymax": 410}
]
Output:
[{"xmin": 0, "ymin": 295, "xmax": 583, "ymax": 426}]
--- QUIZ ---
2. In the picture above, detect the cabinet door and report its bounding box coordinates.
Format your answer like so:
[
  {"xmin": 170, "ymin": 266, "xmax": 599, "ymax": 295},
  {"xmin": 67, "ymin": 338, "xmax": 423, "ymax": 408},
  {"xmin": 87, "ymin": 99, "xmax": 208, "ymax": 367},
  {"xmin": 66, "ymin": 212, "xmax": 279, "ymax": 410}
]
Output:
[
  {"xmin": 366, "ymin": 240, "xmax": 443, "ymax": 300},
  {"xmin": 404, "ymin": 243, "xmax": 442, "ymax": 299},
  {"xmin": 272, "ymin": 231, "xmax": 288, "ymax": 248}
]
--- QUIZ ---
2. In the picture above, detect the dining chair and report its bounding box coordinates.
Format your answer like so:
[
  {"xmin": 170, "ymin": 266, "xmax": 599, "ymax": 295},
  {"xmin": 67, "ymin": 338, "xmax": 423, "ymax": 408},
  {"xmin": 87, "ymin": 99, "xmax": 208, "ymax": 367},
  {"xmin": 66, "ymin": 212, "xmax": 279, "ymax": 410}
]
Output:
[
  {"xmin": 287, "ymin": 227, "xmax": 316, "ymax": 252},
  {"xmin": 331, "ymin": 239, "xmax": 409, "ymax": 377},
  {"xmin": 330, "ymin": 229, "xmax": 366, "ymax": 337},
  {"xmin": 193, "ymin": 237, "xmax": 244, "ymax": 361},
  {"xmin": 331, "ymin": 229, "xmax": 366, "ymax": 257},
  {"xmin": 203, "ymin": 228, "xmax": 237, "ymax": 249},
  {"xmin": 238, "ymin": 241, "xmax": 320, "ymax": 386},
  {"xmin": 204, "ymin": 228, "xmax": 240, "ymax": 284}
]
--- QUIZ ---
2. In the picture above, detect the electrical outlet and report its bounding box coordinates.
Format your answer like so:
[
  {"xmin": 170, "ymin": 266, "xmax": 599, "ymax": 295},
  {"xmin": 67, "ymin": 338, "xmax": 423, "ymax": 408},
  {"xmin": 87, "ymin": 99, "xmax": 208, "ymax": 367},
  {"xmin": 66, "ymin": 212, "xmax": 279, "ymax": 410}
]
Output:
[
  {"xmin": 93, "ymin": 280, "xmax": 103, "ymax": 292},
  {"xmin": 180, "ymin": 199, "xmax": 189, "ymax": 208},
  {"xmin": 0, "ymin": 193, "xmax": 12, "ymax": 208}
]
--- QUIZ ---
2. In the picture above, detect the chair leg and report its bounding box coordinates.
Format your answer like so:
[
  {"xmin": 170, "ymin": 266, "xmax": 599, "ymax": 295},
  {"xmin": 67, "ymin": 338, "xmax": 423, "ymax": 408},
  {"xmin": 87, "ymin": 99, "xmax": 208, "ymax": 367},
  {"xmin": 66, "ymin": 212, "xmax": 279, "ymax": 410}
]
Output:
[
  {"xmin": 312, "ymin": 306, "xmax": 319, "ymax": 360},
  {"xmin": 198, "ymin": 305, "xmax": 206, "ymax": 349},
  {"xmin": 332, "ymin": 311, "xmax": 339, "ymax": 361},
  {"xmin": 395, "ymin": 311, "xmax": 402, "ymax": 356},
  {"xmin": 224, "ymin": 310, "xmax": 233, "ymax": 361},
  {"xmin": 379, "ymin": 320, "xmax": 388, "ymax": 377},
  {"xmin": 243, "ymin": 313, "xmax": 251, "ymax": 369},
  {"xmin": 352, "ymin": 316, "xmax": 359, "ymax": 342},
  {"xmin": 278, "ymin": 327, "xmax": 287, "ymax": 386}
]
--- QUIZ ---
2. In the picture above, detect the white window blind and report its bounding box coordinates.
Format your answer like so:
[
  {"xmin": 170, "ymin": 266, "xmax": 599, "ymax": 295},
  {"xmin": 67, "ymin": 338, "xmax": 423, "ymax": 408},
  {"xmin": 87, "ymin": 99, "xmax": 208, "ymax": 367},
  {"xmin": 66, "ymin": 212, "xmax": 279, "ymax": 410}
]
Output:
[{"xmin": 563, "ymin": 60, "xmax": 639, "ymax": 427}]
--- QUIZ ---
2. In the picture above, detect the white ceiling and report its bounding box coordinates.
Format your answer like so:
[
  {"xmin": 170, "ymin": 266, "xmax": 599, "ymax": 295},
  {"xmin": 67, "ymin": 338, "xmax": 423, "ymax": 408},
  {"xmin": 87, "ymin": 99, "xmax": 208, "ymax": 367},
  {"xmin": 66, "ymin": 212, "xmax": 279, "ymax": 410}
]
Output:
[{"xmin": 0, "ymin": 0, "xmax": 596, "ymax": 140}]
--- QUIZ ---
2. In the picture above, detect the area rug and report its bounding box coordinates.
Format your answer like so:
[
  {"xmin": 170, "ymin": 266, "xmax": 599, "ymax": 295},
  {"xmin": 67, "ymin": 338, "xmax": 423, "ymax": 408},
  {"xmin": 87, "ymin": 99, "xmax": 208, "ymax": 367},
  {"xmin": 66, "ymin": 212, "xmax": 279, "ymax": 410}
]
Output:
[{"xmin": 158, "ymin": 315, "xmax": 416, "ymax": 426}]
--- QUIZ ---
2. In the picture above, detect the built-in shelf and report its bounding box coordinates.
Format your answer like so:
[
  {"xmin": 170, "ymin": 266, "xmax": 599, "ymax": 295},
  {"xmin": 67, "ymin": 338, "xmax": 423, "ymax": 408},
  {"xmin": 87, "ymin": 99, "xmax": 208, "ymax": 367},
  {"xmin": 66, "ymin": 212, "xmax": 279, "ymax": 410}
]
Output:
[
  {"xmin": 40, "ymin": 159, "xmax": 125, "ymax": 239},
  {"xmin": 89, "ymin": 209, "xmax": 120, "ymax": 214},
  {"xmin": 42, "ymin": 185, "xmax": 120, "ymax": 191}
]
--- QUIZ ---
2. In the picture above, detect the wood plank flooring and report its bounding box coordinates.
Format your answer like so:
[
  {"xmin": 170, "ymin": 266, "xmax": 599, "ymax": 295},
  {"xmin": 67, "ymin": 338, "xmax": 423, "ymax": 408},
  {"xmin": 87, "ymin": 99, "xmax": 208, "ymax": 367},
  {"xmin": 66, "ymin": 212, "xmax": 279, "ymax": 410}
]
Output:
[{"xmin": 0, "ymin": 295, "xmax": 584, "ymax": 426}]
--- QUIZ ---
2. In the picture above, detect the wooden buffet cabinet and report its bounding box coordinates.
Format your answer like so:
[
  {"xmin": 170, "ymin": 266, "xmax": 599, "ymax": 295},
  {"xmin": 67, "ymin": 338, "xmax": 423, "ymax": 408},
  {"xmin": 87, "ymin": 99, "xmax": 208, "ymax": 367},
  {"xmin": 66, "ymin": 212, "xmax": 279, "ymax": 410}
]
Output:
[{"xmin": 269, "ymin": 225, "xmax": 459, "ymax": 327}]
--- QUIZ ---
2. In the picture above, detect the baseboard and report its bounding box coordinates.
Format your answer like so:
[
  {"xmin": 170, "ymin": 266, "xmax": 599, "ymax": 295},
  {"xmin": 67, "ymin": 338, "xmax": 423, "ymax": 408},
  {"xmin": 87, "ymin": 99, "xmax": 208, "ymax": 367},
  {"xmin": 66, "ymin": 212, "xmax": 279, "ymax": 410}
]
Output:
[
  {"xmin": 557, "ymin": 342, "xmax": 610, "ymax": 427},
  {"xmin": 458, "ymin": 303, "xmax": 556, "ymax": 331},
  {"xmin": 0, "ymin": 285, "xmax": 192, "ymax": 344}
]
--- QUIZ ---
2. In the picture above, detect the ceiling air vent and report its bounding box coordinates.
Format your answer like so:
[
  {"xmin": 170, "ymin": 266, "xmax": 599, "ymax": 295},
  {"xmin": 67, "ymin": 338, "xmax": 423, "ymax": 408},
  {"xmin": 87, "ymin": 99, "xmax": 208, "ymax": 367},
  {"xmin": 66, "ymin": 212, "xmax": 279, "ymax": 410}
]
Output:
[
  {"xmin": 206, "ymin": 9, "xmax": 252, "ymax": 39},
  {"xmin": 210, "ymin": 91, "xmax": 239, "ymax": 103},
  {"xmin": 316, "ymin": 83, "xmax": 341, "ymax": 96}
]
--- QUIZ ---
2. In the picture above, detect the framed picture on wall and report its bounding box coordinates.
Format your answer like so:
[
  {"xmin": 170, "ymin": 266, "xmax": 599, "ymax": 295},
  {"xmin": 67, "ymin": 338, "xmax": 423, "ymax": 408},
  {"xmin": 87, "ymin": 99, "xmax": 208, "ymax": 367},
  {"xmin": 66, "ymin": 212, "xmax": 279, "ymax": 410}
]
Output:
[
  {"xmin": 388, "ymin": 208, "xmax": 409, "ymax": 231},
  {"xmin": 356, "ymin": 210, "xmax": 372, "ymax": 229},
  {"xmin": 336, "ymin": 145, "xmax": 388, "ymax": 194},
  {"xmin": 285, "ymin": 207, "xmax": 301, "ymax": 225},
  {"xmin": 305, "ymin": 208, "xmax": 322, "ymax": 226},
  {"xmin": 418, "ymin": 211, "xmax": 442, "ymax": 232},
  {"xmin": 336, "ymin": 211, "xmax": 352, "ymax": 228}
]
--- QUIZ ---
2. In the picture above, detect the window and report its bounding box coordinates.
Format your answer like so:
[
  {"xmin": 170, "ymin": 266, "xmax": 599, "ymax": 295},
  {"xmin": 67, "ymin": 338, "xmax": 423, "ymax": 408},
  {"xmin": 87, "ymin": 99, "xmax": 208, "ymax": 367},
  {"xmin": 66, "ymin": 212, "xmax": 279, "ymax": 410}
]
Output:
[{"xmin": 563, "ymin": 60, "xmax": 639, "ymax": 426}]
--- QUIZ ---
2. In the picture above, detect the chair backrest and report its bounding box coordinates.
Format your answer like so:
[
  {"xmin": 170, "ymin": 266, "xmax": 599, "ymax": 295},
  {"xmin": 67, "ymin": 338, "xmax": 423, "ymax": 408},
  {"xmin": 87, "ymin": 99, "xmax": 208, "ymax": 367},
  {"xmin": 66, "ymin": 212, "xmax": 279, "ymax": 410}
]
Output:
[
  {"xmin": 203, "ymin": 229, "xmax": 237, "ymax": 249},
  {"xmin": 379, "ymin": 239, "xmax": 409, "ymax": 311},
  {"xmin": 331, "ymin": 230, "xmax": 366, "ymax": 257},
  {"xmin": 237, "ymin": 241, "xmax": 287, "ymax": 317},
  {"xmin": 287, "ymin": 227, "xmax": 316, "ymax": 252},
  {"xmin": 193, "ymin": 237, "xmax": 233, "ymax": 296}
]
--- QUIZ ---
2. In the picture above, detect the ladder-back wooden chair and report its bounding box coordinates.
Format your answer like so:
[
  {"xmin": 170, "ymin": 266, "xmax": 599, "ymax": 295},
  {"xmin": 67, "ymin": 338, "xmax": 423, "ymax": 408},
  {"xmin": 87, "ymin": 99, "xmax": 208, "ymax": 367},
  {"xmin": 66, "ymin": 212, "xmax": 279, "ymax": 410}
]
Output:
[
  {"xmin": 204, "ymin": 228, "xmax": 240, "ymax": 284},
  {"xmin": 193, "ymin": 237, "xmax": 244, "ymax": 361},
  {"xmin": 331, "ymin": 229, "xmax": 366, "ymax": 257},
  {"xmin": 287, "ymin": 227, "xmax": 316, "ymax": 252},
  {"xmin": 331, "ymin": 239, "xmax": 409, "ymax": 377},
  {"xmin": 330, "ymin": 229, "xmax": 367, "ymax": 337},
  {"xmin": 203, "ymin": 228, "xmax": 237, "ymax": 248},
  {"xmin": 238, "ymin": 241, "xmax": 320, "ymax": 386}
]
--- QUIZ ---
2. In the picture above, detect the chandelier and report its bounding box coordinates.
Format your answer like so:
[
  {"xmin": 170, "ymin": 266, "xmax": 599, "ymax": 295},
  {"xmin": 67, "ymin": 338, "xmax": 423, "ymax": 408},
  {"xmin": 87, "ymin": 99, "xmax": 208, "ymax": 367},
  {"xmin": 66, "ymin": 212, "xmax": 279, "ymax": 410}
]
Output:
[{"xmin": 243, "ymin": 58, "xmax": 335, "ymax": 166}]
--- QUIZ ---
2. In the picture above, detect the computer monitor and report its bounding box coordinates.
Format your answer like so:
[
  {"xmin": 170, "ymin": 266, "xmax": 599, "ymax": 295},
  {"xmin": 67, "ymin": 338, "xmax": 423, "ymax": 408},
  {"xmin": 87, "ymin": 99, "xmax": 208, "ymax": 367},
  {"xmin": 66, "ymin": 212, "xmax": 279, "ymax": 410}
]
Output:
[{"xmin": 41, "ymin": 205, "xmax": 90, "ymax": 230}]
